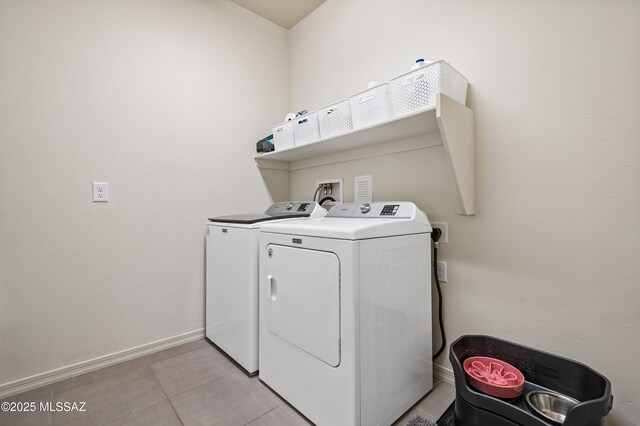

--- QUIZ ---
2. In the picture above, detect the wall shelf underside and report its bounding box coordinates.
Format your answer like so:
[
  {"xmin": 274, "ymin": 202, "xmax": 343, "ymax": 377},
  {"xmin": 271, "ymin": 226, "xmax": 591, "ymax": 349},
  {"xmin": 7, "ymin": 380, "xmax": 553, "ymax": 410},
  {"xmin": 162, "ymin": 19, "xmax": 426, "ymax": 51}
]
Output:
[{"xmin": 255, "ymin": 93, "xmax": 475, "ymax": 215}]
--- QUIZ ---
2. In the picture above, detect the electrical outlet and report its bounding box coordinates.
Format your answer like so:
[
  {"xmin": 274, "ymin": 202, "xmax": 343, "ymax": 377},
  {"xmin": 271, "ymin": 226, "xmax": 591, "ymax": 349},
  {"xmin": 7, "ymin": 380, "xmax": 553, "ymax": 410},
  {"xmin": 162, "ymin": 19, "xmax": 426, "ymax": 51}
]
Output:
[
  {"xmin": 316, "ymin": 178, "xmax": 343, "ymax": 205},
  {"xmin": 92, "ymin": 182, "xmax": 109, "ymax": 202},
  {"xmin": 432, "ymin": 222, "xmax": 448, "ymax": 243},
  {"xmin": 436, "ymin": 261, "xmax": 448, "ymax": 283}
]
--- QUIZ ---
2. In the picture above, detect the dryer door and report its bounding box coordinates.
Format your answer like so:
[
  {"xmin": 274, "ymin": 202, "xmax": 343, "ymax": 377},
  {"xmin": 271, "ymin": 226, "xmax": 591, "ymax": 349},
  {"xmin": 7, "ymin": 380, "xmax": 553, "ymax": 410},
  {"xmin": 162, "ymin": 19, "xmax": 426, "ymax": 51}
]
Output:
[{"xmin": 265, "ymin": 244, "xmax": 340, "ymax": 367}]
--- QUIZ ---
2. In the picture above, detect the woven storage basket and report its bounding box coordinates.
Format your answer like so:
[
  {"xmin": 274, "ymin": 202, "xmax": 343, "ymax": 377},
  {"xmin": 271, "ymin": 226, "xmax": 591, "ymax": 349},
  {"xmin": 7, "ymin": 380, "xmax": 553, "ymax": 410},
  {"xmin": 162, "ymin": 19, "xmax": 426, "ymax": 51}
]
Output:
[
  {"xmin": 318, "ymin": 99, "xmax": 352, "ymax": 139},
  {"xmin": 390, "ymin": 60, "xmax": 468, "ymax": 116},
  {"xmin": 349, "ymin": 83, "xmax": 393, "ymax": 130}
]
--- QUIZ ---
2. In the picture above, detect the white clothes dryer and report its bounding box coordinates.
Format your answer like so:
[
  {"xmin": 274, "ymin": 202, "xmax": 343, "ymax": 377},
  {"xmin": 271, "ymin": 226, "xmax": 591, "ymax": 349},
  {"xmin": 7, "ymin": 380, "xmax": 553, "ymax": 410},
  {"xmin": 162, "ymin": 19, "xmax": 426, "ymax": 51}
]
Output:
[
  {"xmin": 206, "ymin": 202, "xmax": 326, "ymax": 375},
  {"xmin": 259, "ymin": 202, "xmax": 433, "ymax": 426}
]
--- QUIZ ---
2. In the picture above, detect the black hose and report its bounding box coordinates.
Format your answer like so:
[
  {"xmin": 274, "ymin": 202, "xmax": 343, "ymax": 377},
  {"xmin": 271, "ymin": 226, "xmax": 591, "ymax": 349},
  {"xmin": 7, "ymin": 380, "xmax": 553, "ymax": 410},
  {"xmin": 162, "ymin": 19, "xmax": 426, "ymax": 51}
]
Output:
[
  {"xmin": 313, "ymin": 183, "xmax": 332, "ymax": 203},
  {"xmin": 319, "ymin": 196, "xmax": 335, "ymax": 206},
  {"xmin": 432, "ymin": 243, "xmax": 446, "ymax": 361}
]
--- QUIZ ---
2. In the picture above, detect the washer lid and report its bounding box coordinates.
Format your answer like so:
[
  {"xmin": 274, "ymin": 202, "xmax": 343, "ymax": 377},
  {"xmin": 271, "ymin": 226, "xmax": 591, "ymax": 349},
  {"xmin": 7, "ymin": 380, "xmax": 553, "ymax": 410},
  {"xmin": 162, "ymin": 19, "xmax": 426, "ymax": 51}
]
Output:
[
  {"xmin": 260, "ymin": 202, "xmax": 432, "ymax": 240},
  {"xmin": 208, "ymin": 201, "xmax": 324, "ymax": 224},
  {"xmin": 208, "ymin": 213, "xmax": 310, "ymax": 224}
]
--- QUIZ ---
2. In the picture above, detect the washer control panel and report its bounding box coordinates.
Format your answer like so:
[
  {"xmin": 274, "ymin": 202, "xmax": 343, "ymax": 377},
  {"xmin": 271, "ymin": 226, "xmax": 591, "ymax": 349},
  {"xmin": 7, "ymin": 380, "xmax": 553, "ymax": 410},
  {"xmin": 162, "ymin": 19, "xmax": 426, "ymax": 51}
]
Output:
[
  {"xmin": 265, "ymin": 202, "xmax": 315, "ymax": 216},
  {"xmin": 327, "ymin": 202, "xmax": 416, "ymax": 218}
]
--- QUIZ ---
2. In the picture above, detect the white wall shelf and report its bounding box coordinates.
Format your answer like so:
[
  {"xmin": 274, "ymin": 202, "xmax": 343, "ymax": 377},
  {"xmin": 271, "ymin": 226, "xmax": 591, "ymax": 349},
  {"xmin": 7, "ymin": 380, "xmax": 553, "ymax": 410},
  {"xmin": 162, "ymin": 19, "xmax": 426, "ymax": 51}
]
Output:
[{"xmin": 255, "ymin": 93, "xmax": 475, "ymax": 215}]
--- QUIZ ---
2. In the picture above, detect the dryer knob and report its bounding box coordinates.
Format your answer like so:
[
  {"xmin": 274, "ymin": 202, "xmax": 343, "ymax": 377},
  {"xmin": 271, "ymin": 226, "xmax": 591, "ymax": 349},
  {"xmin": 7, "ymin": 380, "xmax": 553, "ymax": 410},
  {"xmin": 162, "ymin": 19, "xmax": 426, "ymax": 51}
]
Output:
[
  {"xmin": 360, "ymin": 203, "xmax": 371, "ymax": 214},
  {"xmin": 285, "ymin": 203, "xmax": 294, "ymax": 210}
]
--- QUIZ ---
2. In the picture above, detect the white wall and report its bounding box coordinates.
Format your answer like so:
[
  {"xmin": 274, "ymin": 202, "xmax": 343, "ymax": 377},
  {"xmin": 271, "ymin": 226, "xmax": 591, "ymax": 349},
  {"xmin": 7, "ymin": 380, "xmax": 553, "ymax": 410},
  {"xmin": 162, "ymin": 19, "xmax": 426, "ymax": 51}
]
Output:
[
  {"xmin": 288, "ymin": 1, "xmax": 640, "ymax": 424},
  {"xmin": 0, "ymin": 0, "xmax": 287, "ymax": 388}
]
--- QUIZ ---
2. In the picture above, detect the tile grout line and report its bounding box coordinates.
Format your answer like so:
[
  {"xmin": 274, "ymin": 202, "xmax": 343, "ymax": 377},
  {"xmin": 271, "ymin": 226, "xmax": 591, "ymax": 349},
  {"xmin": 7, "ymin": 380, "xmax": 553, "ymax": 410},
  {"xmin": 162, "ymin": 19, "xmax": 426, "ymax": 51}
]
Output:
[
  {"xmin": 166, "ymin": 398, "xmax": 185, "ymax": 426},
  {"xmin": 149, "ymin": 365, "xmax": 185, "ymax": 426},
  {"xmin": 9, "ymin": 342, "xmax": 211, "ymax": 426},
  {"xmin": 20, "ymin": 342, "xmax": 294, "ymax": 426},
  {"xmin": 147, "ymin": 355, "xmax": 185, "ymax": 426},
  {"xmin": 147, "ymin": 345, "xmax": 239, "ymax": 423},
  {"xmin": 48, "ymin": 340, "xmax": 209, "ymax": 401},
  {"xmin": 254, "ymin": 381, "xmax": 315, "ymax": 425},
  {"xmin": 160, "ymin": 366, "xmax": 237, "ymax": 400},
  {"xmin": 52, "ymin": 356, "xmax": 181, "ymax": 425},
  {"xmin": 242, "ymin": 404, "xmax": 282, "ymax": 426},
  {"xmin": 163, "ymin": 369, "xmax": 276, "ymax": 425},
  {"xmin": 100, "ymin": 365, "xmax": 167, "ymax": 426},
  {"xmin": 98, "ymin": 359, "xmax": 183, "ymax": 426},
  {"xmin": 99, "ymin": 399, "xmax": 176, "ymax": 426}
]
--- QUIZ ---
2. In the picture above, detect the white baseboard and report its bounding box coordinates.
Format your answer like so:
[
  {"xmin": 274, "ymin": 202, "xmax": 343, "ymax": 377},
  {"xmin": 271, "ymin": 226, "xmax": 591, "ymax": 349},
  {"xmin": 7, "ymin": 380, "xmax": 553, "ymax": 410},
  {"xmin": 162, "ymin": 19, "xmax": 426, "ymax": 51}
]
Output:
[
  {"xmin": 434, "ymin": 362, "xmax": 455, "ymax": 384},
  {"xmin": 0, "ymin": 328, "xmax": 204, "ymax": 399}
]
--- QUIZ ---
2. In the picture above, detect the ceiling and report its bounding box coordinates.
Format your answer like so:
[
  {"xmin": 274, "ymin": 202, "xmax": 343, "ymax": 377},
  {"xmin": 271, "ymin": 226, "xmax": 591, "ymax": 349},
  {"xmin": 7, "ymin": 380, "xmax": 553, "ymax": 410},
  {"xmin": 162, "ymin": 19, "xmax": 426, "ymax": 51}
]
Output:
[{"xmin": 230, "ymin": 0, "xmax": 326, "ymax": 29}]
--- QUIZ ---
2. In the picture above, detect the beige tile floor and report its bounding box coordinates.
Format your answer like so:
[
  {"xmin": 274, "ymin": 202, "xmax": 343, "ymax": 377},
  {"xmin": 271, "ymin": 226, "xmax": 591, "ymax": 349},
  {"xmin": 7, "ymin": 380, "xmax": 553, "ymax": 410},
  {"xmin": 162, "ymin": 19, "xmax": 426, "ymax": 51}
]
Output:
[{"xmin": 0, "ymin": 339, "xmax": 454, "ymax": 425}]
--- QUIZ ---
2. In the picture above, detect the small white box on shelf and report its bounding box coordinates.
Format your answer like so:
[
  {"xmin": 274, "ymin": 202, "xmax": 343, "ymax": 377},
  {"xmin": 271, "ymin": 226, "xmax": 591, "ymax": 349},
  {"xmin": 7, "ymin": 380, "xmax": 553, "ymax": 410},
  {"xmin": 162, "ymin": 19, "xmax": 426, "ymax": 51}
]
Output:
[
  {"xmin": 349, "ymin": 83, "xmax": 393, "ymax": 130},
  {"xmin": 272, "ymin": 120, "xmax": 295, "ymax": 151},
  {"xmin": 293, "ymin": 112, "xmax": 320, "ymax": 146},
  {"xmin": 390, "ymin": 60, "xmax": 468, "ymax": 117},
  {"xmin": 318, "ymin": 99, "xmax": 352, "ymax": 139}
]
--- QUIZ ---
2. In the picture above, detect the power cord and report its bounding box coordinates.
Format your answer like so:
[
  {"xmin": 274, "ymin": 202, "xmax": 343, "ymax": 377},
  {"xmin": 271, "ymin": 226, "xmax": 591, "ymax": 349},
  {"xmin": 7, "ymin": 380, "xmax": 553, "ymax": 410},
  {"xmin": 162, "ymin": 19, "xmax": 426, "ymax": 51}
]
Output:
[{"xmin": 431, "ymin": 228, "xmax": 446, "ymax": 361}]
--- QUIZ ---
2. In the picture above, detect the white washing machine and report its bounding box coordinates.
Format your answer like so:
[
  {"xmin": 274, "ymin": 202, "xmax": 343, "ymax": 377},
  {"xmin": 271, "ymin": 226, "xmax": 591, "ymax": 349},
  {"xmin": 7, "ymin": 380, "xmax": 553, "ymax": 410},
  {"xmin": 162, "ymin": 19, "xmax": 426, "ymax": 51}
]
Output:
[
  {"xmin": 206, "ymin": 202, "xmax": 326, "ymax": 375},
  {"xmin": 259, "ymin": 202, "xmax": 433, "ymax": 426}
]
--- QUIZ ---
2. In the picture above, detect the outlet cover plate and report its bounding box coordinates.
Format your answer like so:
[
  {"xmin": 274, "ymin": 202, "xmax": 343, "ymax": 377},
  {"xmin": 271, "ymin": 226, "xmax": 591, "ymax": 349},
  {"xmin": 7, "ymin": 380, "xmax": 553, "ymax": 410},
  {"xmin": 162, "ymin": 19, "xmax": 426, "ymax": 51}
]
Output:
[
  {"xmin": 436, "ymin": 261, "xmax": 448, "ymax": 283},
  {"xmin": 93, "ymin": 182, "xmax": 109, "ymax": 202},
  {"xmin": 432, "ymin": 222, "xmax": 448, "ymax": 243}
]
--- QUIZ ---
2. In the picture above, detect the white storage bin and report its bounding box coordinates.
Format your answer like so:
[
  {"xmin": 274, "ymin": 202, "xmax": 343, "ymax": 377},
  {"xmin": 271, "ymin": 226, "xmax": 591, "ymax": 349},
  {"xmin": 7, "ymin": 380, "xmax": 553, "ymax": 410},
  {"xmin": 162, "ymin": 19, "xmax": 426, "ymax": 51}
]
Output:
[
  {"xmin": 272, "ymin": 120, "xmax": 295, "ymax": 151},
  {"xmin": 293, "ymin": 112, "xmax": 320, "ymax": 146},
  {"xmin": 349, "ymin": 83, "xmax": 393, "ymax": 130},
  {"xmin": 318, "ymin": 99, "xmax": 352, "ymax": 139},
  {"xmin": 390, "ymin": 60, "xmax": 468, "ymax": 117}
]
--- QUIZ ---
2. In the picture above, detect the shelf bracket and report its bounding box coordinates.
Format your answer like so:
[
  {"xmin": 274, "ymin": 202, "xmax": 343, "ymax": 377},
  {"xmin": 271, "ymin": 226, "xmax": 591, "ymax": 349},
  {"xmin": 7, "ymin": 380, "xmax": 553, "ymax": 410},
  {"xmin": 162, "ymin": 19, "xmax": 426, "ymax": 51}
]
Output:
[
  {"xmin": 437, "ymin": 93, "xmax": 476, "ymax": 215},
  {"xmin": 255, "ymin": 157, "xmax": 290, "ymax": 171}
]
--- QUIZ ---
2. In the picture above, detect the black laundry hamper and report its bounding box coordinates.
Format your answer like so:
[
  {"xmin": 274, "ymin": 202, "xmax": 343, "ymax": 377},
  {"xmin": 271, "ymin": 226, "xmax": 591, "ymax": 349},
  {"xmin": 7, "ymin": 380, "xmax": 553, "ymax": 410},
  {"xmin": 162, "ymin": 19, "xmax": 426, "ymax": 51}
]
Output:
[{"xmin": 449, "ymin": 335, "xmax": 613, "ymax": 426}]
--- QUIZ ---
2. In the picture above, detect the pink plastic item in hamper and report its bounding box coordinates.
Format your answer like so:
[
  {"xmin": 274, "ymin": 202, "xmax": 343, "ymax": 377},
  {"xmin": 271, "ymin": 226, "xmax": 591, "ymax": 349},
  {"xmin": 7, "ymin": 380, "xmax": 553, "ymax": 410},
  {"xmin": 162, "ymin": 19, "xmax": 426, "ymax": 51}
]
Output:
[{"xmin": 463, "ymin": 356, "xmax": 525, "ymax": 399}]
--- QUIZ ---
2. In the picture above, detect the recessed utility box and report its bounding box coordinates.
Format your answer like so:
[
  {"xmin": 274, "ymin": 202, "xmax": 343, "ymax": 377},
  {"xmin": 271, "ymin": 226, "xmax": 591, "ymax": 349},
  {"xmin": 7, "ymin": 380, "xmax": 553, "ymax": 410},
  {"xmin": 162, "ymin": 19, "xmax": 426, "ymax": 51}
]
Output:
[{"xmin": 316, "ymin": 178, "xmax": 343, "ymax": 206}]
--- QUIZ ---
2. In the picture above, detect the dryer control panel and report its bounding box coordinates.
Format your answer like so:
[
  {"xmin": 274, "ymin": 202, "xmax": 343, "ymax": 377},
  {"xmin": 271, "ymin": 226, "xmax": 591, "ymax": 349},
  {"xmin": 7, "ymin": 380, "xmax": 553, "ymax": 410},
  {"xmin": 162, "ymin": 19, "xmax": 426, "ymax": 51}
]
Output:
[{"xmin": 327, "ymin": 202, "xmax": 417, "ymax": 219}]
